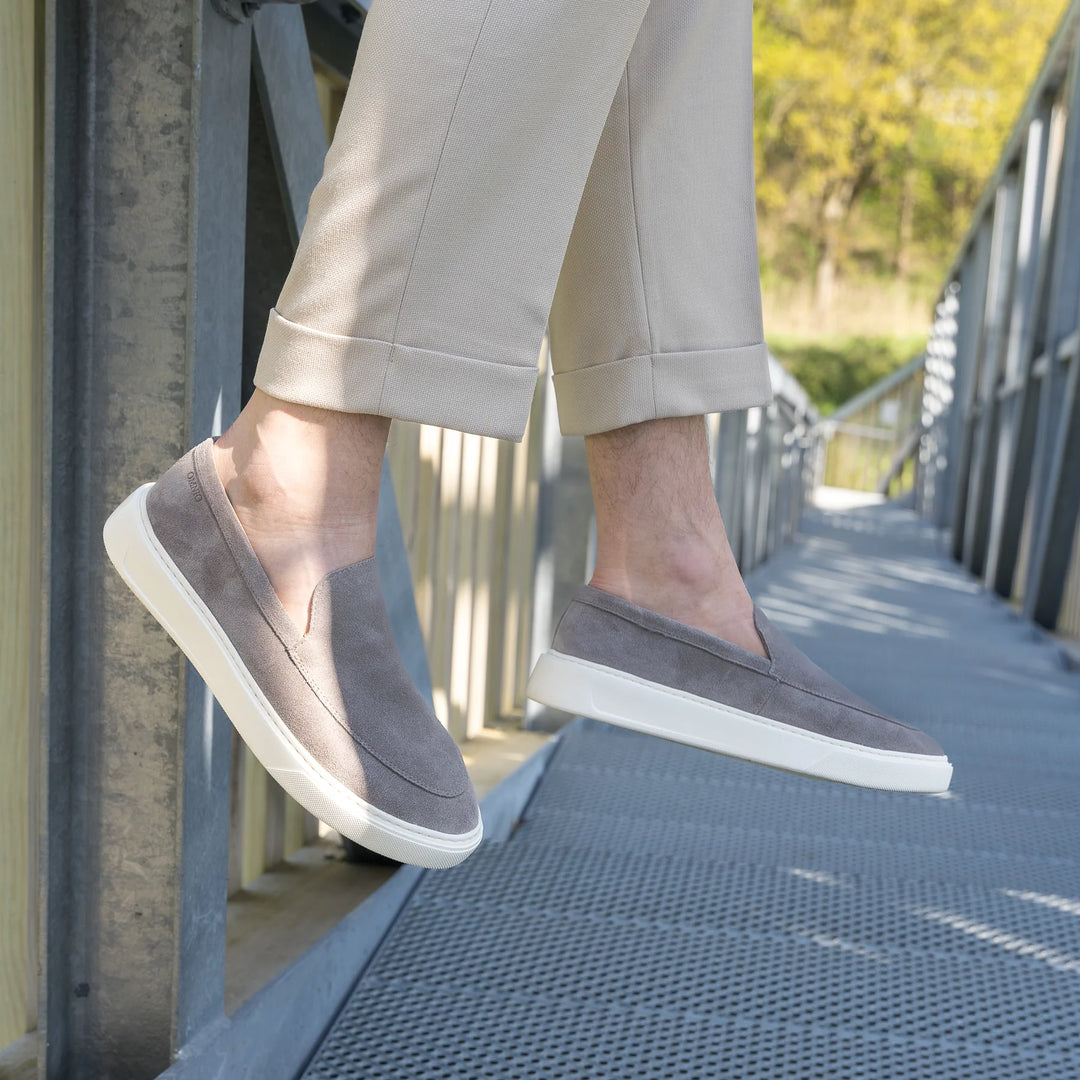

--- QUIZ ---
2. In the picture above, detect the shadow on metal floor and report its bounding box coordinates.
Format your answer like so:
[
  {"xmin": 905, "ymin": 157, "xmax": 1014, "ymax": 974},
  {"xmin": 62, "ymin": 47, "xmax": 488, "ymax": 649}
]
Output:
[{"xmin": 302, "ymin": 503, "xmax": 1080, "ymax": 1079}]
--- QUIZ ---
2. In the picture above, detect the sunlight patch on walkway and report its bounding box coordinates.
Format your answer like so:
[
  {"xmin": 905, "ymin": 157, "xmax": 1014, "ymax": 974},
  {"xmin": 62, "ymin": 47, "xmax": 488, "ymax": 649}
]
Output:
[
  {"xmin": 1003, "ymin": 890, "xmax": 1080, "ymax": 917},
  {"xmin": 911, "ymin": 906, "xmax": 1080, "ymax": 972}
]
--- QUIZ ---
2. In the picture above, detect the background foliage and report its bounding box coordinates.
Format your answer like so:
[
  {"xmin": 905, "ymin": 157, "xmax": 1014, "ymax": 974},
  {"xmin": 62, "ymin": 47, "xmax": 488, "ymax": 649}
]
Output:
[{"xmin": 753, "ymin": 0, "xmax": 1070, "ymax": 410}]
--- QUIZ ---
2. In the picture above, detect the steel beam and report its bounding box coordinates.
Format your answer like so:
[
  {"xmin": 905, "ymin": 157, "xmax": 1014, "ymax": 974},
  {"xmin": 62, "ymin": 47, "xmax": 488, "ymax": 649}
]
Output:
[
  {"xmin": 962, "ymin": 174, "xmax": 1020, "ymax": 577},
  {"xmin": 1024, "ymin": 44, "xmax": 1080, "ymax": 628},
  {"xmin": 252, "ymin": 5, "xmax": 329, "ymax": 245},
  {"xmin": 41, "ymin": 1, "xmax": 249, "ymax": 1075},
  {"xmin": 303, "ymin": 1, "xmax": 365, "ymax": 81},
  {"xmin": 947, "ymin": 220, "xmax": 993, "ymax": 562},
  {"xmin": 985, "ymin": 104, "xmax": 1056, "ymax": 596},
  {"xmin": 714, "ymin": 409, "xmax": 748, "ymax": 567}
]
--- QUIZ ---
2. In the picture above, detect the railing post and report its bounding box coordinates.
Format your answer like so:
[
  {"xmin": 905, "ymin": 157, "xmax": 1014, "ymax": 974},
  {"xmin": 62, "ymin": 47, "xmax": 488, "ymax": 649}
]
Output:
[
  {"xmin": 961, "ymin": 172, "xmax": 1021, "ymax": 577},
  {"xmin": 42, "ymin": 2, "xmax": 249, "ymax": 1075},
  {"xmin": 1024, "ymin": 41, "xmax": 1080, "ymax": 628},
  {"xmin": 947, "ymin": 218, "xmax": 994, "ymax": 561},
  {"xmin": 714, "ymin": 409, "xmax": 748, "ymax": 568},
  {"xmin": 984, "ymin": 100, "xmax": 1057, "ymax": 597}
]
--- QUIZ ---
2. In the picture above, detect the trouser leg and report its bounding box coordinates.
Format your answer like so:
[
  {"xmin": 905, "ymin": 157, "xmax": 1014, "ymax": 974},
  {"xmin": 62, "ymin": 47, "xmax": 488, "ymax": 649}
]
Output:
[
  {"xmin": 253, "ymin": 0, "xmax": 651, "ymax": 440},
  {"xmin": 548, "ymin": 0, "xmax": 773, "ymax": 436}
]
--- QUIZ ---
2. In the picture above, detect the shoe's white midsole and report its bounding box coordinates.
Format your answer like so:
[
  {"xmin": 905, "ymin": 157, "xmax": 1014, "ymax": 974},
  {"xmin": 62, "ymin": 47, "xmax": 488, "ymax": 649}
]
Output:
[
  {"xmin": 526, "ymin": 649, "xmax": 952, "ymax": 793},
  {"xmin": 103, "ymin": 484, "xmax": 483, "ymax": 869}
]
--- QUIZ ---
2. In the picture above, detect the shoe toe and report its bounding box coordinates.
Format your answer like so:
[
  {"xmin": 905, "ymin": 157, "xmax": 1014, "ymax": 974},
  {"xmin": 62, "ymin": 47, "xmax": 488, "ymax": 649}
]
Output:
[{"xmin": 755, "ymin": 607, "xmax": 947, "ymax": 757}]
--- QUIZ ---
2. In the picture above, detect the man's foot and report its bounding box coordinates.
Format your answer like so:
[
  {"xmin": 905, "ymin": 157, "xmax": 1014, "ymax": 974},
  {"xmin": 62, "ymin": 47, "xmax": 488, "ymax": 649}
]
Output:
[
  {"xmin": 527, "ymin": 586, "xmax": 952, "ymax": 793},
  {"xmin": 564, "ymin": 415, "xmax": 953, "ymax": 789},
  {"xmin": 584, "ymin": 416, "xmax": 768, "ymax": 659},
  {"xmin": 103, "ymin": 437, "xmax": 482, "ymax": 868}
]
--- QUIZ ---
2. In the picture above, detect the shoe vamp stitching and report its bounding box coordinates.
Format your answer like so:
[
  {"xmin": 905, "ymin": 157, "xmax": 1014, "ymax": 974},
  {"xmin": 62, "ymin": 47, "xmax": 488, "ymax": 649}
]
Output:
[
  {"xmin": 190, "ymin": 460, "xmax": 466, "ymax": 799},
  {"xmin": 575, "ymin": 597, "xmax": 772, "ymax": 676},
  {"xmin": 196, "ymin": 455, "xmax": 301, "ymax": 654},
  {"xmin": 770, "ymin": 672, "xmax": 913, "ymax": 729},
  {"xmin": 580, "ymin": 599, "xmax": 912, "ymax": 732},
  {"xmin": 287, "ymin": 646, "xmax": 468, "ymax": 799}
]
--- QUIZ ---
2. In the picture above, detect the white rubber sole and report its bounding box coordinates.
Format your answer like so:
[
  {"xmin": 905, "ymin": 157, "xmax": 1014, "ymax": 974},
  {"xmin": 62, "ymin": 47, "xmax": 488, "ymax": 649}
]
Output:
[
  {"xmin": 103, "ymin": 484, "xmax": 483, "ymax": 869},
  {"xmin": 526, "ymin": 650, "xmax": 952, "ymax": 793}
]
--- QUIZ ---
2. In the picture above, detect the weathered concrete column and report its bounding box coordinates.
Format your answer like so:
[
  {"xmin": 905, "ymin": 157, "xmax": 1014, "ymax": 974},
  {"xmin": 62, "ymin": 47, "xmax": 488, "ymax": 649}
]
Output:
[{"xmin": 42, "ymin": 2, "xmax": 250, "ymax": 1074}]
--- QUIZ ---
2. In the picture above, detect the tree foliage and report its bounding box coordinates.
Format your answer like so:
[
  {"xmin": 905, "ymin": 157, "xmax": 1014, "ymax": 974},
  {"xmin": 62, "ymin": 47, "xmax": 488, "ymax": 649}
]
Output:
[{"xmin": 753, "ymin": 0, "xmax": 1070, "ymax": 310}]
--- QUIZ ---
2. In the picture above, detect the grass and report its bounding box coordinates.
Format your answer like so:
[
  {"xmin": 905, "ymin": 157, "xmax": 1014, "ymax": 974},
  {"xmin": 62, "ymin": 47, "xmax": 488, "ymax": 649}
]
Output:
[{"xmin": 767, "ymin": 333, "xmax": 926, "ymax": 416}]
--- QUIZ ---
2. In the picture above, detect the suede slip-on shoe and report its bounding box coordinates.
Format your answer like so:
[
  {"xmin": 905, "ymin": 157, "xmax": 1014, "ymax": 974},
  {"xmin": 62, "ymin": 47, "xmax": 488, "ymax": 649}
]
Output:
[
  {"xmin": 103, "ymin": 438, "xmax": 482, "ymax": 869},
  {"xmin": 527, "ymin": 585, "xmax": 952, "ymax": 793}
]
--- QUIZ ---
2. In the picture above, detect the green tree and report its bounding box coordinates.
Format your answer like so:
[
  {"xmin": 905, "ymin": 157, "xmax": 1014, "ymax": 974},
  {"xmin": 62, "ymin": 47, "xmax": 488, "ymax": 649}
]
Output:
[{"xmin": 753, "ymin": 0, "xmax": 1069, "ymax": 313}]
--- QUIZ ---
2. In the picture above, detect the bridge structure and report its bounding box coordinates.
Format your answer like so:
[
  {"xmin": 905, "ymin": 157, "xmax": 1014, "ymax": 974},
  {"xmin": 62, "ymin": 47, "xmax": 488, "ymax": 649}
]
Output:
[{"xmin": 1, "ymin": 1, "xmax": 1078, "ymax": 1077}]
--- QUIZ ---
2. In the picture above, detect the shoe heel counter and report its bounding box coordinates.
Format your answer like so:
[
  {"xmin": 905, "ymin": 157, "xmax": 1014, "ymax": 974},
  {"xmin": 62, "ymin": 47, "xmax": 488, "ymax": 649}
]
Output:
[
  {"xmin": 144, "ymin": 440, "xmax": 221, "ymax": 571},
  {"xmin": 551, "ymin": 590, "xmax": 603, "ymax": 660}
]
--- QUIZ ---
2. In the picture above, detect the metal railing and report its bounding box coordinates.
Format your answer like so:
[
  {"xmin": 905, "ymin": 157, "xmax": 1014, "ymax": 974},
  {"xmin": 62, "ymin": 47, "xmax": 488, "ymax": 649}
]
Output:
[
  {"xmin": 814, "ymin": 354, "xmax": 927, "ymax": 498},
  {"xmin": 915, "ymin": 0, "xmax": 1080, "ymax": 640}
]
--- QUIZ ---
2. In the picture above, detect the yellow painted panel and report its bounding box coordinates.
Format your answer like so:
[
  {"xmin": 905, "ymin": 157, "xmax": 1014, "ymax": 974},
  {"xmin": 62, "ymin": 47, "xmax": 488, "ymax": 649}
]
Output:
[{"xmin": 0, "ymin": 0, "xmax": 42, "ymax": 1047}]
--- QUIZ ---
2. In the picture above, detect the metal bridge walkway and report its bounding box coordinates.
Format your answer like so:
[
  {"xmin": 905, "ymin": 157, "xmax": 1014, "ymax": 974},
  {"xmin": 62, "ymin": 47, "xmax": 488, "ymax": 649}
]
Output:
[{"xmin": 302, "ymin": 502, "xmax": 1080, "ymax": 1080}]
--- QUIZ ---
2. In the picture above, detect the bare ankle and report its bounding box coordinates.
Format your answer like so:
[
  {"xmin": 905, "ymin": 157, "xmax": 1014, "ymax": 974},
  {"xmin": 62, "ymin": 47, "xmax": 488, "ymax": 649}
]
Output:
[
  {"xmin": 585, "ymin": 415, "xmax": 765, "ymax": 656},
  {"xmin": 209, "ymin": 390, "xmax": 390, "ymax": 632},
  {"xmin": 213, "ymin": 390, "xmax": 388, "ymax": 526}
]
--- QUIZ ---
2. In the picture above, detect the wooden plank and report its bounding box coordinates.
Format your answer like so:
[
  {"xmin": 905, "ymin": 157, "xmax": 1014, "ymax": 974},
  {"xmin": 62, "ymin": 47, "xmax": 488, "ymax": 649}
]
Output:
[
  {"xmin": 228, "ymin": 731, "xmax": 246, "ymax": 899},
  {"xmin": 515, "ymin": 360, "xmax": 548, "ymax": 720},
  {"xmin": 715, "ymin": 410, "xmax": 748, "ymax": 566},
  {"xmin": 282, "ymin": 797, "xmax": 307, "ymax": 856},
  {"xmin": 263, "ymin": 781, "xmax": 287, "ymax": 872},
  {"xmin": 241, "ymin": 748, "xmax": 269, "ymax": 889},
  {"xmin": 489, "ymin": 440, "xmax": 519, "ymax": 723},
  {"xmin": 0, "ymin": 0, "xmax": 40, "ymax": 1048},
  {"xmin": 1057, "ymin": 513, "xmax": 1080, "ymax": 639},
  {"xmin": 468, "ymin": 438, "xmax": 501, "ymax": 734},
  {"xmin": 413, "ymin": 425, "xmax": 443, "ymax": 655},
  {"xmin": 430, "ymin": 430, "xmax": 463, "ymax": 726},
  {"xmin": 448, "ymin": 435, "xmax": 482, "ymax": 739},
  {"xmin": 503, "ymin": 377, "xmax": 545, "ymax": 719}
]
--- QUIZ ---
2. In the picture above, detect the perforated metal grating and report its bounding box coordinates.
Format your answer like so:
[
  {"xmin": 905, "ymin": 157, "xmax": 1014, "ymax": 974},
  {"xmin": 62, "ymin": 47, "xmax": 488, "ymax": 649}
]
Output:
[{"xmin": 302, "ymin": 506, "xmax": 1080, "ymax": 1079}]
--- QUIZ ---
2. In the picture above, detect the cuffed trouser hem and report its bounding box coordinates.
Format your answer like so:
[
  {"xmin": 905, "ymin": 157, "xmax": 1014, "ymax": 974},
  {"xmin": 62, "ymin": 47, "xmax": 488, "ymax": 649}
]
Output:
[
  {"xmin": 552, "ymin": 342, "xmax": 774, "ymax": 437},
  {"xmin": 253, "ymin": 308, "xmax": 540, "ymax": 441}
]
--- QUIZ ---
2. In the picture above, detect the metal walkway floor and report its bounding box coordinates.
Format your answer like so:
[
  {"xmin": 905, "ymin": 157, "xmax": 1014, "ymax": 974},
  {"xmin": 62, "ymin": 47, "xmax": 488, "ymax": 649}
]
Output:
[{"xmin": 303, "ymin": 503, "xmax": 1080, "ymax": 1079}]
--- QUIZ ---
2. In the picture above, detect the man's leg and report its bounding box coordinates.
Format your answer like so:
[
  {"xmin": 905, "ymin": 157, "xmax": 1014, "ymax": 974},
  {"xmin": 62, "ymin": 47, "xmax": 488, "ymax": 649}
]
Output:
[
  {"xmin": 586, "ymin": 416, "xmax": 765, "ymax": 657},
  {"xmin": 531, "ymin": 0, "xmax": 952, "ymax": 792},
  {"xmin": 210, "ymin": 0, "xmax": 653, "ymax": 634},
  {"xmin": 547, "ymin": 0, "xmax": 771, "ymax": 654}
]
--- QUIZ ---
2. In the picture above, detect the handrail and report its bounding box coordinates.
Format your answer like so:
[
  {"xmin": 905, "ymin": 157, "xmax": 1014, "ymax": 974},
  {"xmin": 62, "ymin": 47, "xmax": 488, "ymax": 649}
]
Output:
[
  {"xmin": 811, "ymin": 355, "xmax": 926, "ymax": 498},
  {"xmin": 821, "ymin": 353, "xmax": 926, "ymax": 429},
  {"xmin": 915, "ymin": 0, "xmax": 1080, "ymax": 639}
]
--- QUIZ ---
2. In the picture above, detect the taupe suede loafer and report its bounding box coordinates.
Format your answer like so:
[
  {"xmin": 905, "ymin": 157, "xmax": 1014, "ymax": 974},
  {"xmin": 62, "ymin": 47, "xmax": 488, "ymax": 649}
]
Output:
[
  {"xmin": 527, "ymin": 584, "xmax": 952, "ymax": 793},
  {"xmin": 103, "ymin": 438, "xmax": 482, "ymax": 868}
]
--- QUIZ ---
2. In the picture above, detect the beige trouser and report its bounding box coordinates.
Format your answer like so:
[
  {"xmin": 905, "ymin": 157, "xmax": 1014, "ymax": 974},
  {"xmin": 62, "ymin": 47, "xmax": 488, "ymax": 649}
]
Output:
[{"xmin": 253, "ymin": 0, "xmax": 773, "ymax": 441}]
